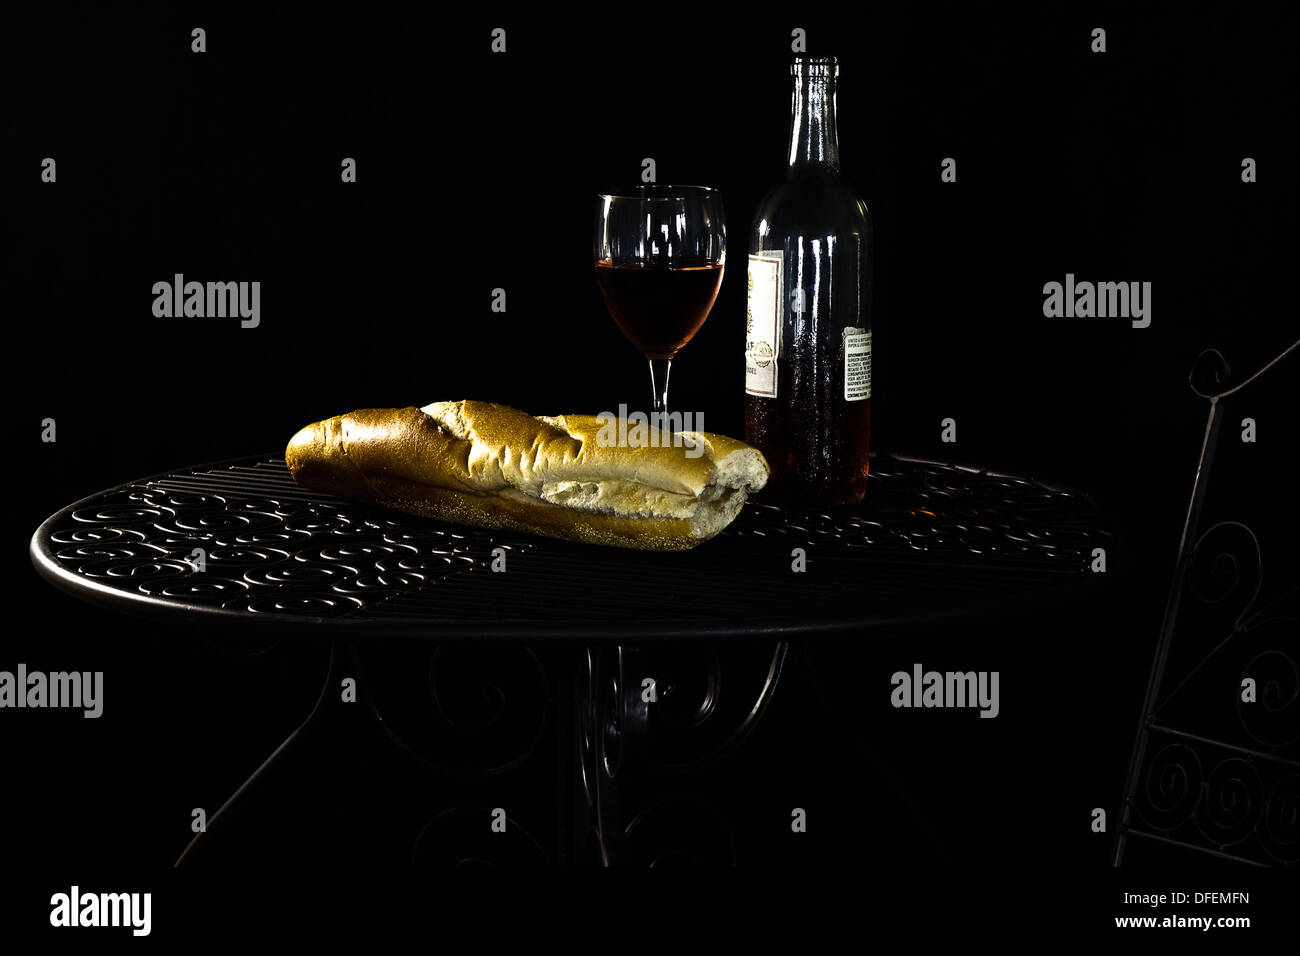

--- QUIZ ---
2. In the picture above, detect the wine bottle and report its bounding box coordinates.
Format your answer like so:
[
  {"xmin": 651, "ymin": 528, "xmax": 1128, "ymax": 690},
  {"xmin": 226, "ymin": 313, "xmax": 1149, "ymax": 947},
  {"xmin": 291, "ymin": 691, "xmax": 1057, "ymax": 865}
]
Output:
[{"xmin": 744, "ymin": 55, "xmax": 873, "ymax": 506}]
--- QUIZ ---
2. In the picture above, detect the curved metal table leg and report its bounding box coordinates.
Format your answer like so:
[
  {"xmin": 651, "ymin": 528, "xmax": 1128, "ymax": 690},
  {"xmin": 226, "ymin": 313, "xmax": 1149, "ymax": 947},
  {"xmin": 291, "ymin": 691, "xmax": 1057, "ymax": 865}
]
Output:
[
  {"xmin": 587, "ymin": 640, "xmax": 790, "ymax": 865},
  {"xmin": 175, "ymin": 642, "xmax": 341, "ymax": 866}
]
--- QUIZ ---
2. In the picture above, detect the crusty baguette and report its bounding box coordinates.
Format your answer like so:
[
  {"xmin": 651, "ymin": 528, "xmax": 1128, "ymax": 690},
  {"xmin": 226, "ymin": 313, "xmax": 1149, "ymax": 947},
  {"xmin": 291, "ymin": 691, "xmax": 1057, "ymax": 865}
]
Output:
[{"xmin": 284, "ymin": 401, "xmax": 770, "ymax": 550}]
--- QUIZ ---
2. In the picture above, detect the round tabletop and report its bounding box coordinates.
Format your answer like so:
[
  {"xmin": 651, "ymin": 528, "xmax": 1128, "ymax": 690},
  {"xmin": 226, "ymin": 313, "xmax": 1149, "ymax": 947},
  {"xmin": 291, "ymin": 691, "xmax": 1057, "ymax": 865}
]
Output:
[{"xmin": 30, "ymin": 452, "xmax": 1113, "ymax": 639}]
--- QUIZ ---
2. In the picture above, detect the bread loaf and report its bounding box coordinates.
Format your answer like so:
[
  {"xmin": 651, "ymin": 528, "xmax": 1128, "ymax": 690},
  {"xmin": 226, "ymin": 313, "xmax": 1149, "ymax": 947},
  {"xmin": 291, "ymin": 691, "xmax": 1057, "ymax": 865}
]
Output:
[{"xmin": 284, "ymin": 401, "xmax": 770, "ymax": 550}]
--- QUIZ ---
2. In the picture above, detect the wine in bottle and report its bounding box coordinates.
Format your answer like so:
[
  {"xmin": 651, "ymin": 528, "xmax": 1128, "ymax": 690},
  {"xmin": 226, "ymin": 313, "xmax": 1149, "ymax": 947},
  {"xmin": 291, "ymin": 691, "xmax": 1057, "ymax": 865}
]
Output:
[{"xmin": 744, "ymin": 55, "xmax": 873, "ymax": 506}]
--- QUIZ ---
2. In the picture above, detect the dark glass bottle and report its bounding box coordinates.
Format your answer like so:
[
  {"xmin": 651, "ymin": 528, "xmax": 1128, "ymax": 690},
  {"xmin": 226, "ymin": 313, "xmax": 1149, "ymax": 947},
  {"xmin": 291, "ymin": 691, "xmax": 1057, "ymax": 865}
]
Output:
[{"xmin": 744, "ymin": 56, "xmax": 873, "ymax": 506}]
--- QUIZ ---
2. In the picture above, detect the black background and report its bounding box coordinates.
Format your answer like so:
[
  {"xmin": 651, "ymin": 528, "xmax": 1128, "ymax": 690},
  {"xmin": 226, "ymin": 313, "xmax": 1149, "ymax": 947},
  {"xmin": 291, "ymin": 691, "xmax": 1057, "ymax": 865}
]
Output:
[{"xmin": 4, "ymin": 1, "xmax": 1297, "ymax": 938}]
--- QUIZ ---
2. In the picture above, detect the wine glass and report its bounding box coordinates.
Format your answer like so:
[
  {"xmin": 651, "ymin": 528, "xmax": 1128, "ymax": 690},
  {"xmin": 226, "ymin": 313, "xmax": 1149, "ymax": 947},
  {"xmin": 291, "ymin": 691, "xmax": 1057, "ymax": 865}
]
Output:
[{"xmin": 594, "ymin": 185, "xmax": 726, "ymax": 415}]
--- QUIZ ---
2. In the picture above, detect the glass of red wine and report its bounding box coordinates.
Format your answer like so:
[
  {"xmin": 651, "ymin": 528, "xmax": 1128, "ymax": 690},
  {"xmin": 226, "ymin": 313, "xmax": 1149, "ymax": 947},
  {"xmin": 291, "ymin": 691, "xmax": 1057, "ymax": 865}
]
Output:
[{"xmin": 594, "ymin": 185, "xmax": 725, "ymax": 415}]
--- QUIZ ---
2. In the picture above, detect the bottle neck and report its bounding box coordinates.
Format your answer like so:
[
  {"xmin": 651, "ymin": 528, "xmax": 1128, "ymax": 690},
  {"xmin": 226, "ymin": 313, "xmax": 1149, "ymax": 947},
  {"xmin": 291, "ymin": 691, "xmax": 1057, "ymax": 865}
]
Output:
[{"xmin": 787, "ymin": 63, "xmax": 840, "ymax": 174}]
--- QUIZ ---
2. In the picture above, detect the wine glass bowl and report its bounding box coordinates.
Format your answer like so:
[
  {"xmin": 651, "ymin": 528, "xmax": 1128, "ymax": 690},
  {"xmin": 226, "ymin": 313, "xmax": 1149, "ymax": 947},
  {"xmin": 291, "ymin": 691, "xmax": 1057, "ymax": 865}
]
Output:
[{"xmin": 594, "ymin": 185, "xmax": 726, "ymax": 413}]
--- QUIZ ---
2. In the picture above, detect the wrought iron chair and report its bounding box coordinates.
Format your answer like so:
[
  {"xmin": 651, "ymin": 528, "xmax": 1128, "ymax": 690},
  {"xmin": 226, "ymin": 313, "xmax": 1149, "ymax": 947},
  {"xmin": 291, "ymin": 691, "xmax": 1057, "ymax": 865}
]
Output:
[{"xmin": 1115, "ymin": 339, "xmax": 1300, "ymax": 866}]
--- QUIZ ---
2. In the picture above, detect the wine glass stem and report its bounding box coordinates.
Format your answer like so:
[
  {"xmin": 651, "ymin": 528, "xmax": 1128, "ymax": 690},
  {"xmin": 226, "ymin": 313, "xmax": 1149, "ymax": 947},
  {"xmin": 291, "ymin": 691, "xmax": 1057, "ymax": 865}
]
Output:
[{"xmin": 648, "ymin": 357, "xmax": 672, "ymax": 417}]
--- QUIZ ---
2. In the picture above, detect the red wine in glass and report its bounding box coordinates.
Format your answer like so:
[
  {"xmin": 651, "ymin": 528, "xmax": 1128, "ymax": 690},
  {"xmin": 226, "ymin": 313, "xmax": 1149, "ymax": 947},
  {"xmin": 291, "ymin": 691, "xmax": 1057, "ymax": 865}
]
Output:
[
  {"xmin": 594, "ymin": 186, "xmax": 726, "ymax": 413},
  {"xmin": 594, "ymin": 258, "xmax": 723, "ymax": 361}
]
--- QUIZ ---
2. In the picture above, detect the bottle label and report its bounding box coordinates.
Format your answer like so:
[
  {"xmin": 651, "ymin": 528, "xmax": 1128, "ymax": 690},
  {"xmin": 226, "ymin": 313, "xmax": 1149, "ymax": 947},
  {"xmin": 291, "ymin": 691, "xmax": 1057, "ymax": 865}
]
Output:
[
  {"xmin": 745, "ymin": 253, "xmax": 782, "ymax": 397},
  {"xmin": 844, "ymin": 328, "xmax": 871, "ymax": 401}
]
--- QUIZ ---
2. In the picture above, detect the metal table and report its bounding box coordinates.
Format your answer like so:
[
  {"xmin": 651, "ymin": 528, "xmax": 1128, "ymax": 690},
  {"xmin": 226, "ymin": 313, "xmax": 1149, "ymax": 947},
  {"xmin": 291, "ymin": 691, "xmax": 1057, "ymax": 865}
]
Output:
[
  {"xmin": 29, "ymin": 452, "xmax": 1115, "ymax": 865},
  {"xmin": 31, "ymin": 452, "xmax": 1109, "ymax": 636}
]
